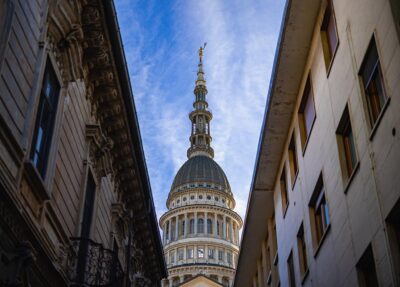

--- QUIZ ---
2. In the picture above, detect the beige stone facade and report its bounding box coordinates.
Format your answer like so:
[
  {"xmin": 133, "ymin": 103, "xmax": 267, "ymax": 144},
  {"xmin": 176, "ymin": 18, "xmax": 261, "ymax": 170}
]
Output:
[{"xmin": 235, "ymin": 0, "xmax": 400, "ymax": 287}]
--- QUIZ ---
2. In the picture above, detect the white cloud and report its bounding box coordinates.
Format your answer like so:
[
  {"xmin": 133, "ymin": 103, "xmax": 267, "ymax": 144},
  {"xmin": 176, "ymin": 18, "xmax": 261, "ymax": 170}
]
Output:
[{"xmin": 115, "ymin": 0, "xmax": 286, "ymax": 222}]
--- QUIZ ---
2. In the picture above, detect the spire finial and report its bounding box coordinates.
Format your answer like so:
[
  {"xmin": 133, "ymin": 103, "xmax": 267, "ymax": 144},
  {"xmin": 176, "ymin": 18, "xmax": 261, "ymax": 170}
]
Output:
[{"xmin": 199, "ymin": 42, "xmax": 207, "ymax": 63}]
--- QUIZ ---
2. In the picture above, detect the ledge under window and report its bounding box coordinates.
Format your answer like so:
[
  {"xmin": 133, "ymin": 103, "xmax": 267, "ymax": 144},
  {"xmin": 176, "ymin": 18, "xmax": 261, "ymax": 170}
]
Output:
[
  {"xmin": 24, "ymin": 160, "xmax": 50, "ymax": 202},
  {"xmin": 343, "ymin": 161, "xmax": 360, "ymax": 194},
  {"xmin": 313, "ymin": 223, "xmax": 331, "ymax": 258}
]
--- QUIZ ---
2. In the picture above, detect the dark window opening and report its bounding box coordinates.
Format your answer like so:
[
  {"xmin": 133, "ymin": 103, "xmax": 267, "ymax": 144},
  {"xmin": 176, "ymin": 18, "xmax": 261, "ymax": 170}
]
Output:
[
  {"xmin": 321, "ymin": 0, "xmax": 339, "ymax": 71},
  {"xmin": 359, "ymin": 37, "xmax": 387, "ymax": 127},
  {"xmin": 299, "ymin": 77, "xmax": 316, "ymax": 150},
  {"xmin": 30, "ymin": 60, "xmax": 60, "ymax": 178},
  {"xmin": 357, "ymin": 245, "xmax": 379, "ymax": 287}
]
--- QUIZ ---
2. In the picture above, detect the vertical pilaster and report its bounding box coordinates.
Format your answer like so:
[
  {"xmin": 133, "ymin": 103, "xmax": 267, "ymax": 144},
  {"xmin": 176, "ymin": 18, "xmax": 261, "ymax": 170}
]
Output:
[
  {"xmin": 184, "ymin": 213, "xmax": 188, "ymax": 237},
  {"xmin": 214, "ymin": 213, "xmax": 218, "ymax": 236},
  {"xmin": 194, "ymin": 212, "xmax": 198, "ymax": 235},
  {"xmin": 223, "ymin": 215, "xmax": 227, "ymax": 239},
  {"xmin": 168, "ymin": 218, "xmax": 172, "ymax": 242},
  {"xmin": 205, "ymin": 212, "xmax": 208, "ymax": 234}
]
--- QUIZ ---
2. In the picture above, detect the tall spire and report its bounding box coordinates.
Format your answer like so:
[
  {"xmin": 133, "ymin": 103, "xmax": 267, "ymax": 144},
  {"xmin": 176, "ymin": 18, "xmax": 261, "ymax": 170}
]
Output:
[{"xmin": 187, "ymin": 45, "xmax": 214, "ymax": 159}]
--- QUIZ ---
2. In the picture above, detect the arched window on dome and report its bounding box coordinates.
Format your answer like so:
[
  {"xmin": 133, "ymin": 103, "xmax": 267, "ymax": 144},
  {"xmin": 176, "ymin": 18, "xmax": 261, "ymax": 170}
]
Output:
[
  {"xmin": 207, "ymin": 219, "xmax": 212, "ymax": 234},
  {"xmin": 189, "ymin": 219, "xmax": 195, "ymax": 234},
  {"xmin": 198, "ymin": 218, "xmax": 204, "ymax": 233}
]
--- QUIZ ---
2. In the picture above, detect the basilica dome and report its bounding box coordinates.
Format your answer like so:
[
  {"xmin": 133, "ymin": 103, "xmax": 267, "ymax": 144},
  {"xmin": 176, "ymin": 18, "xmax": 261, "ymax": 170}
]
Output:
[{"xmin": 171, "ymin": 155, "xmax": 231, "ymax": 192}]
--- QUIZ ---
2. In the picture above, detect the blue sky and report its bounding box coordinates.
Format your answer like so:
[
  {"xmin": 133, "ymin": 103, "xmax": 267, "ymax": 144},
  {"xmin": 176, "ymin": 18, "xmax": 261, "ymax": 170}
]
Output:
[{"xmin": 115, "ymin": 0, "xmax": 286, "ymax": 220}]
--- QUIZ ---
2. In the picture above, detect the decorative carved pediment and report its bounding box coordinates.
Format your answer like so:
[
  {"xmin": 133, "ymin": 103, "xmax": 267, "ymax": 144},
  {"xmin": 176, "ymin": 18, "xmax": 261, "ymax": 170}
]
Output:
[
  {"xmin": 86, "ymin": 124, "xmax": 114, "ymax": 177},
  {"xmin": 47, "ymin": 0, "xmax": 84, "ymax": 83}
]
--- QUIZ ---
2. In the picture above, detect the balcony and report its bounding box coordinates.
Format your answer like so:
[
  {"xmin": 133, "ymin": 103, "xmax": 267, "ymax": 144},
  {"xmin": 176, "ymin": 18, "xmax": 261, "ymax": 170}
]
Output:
[{"xmin": 67, "ymin": 237, "xmax": 124, "ymax": 287}]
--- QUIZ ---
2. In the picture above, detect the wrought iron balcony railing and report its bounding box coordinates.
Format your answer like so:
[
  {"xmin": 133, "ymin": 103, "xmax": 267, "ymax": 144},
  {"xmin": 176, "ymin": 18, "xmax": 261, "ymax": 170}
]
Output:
[{"xmin": 67, "ymin": 237, "xmax": 124, "ymax": 287}]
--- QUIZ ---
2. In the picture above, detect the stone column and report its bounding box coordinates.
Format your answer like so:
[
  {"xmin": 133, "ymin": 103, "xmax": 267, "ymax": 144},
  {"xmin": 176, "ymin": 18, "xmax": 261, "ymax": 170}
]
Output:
[
  {"xmin": 230, "ymin": 219, "xmax": 233, "ymax": 242},
  {"xmin": 223, "ymin": 215, "xmax": 227, "ymax": 239},
  {"xmin": 214, "ymin": 213, "xmax": 218, "ymax": 236},
  {"xmin": 194, "ymin": 212, "xmax": 198, "ymax": 235},
  {"xmin": 205, "ymin": 245, "xmax": 208, "ymax": 261},
  {"xmin": 175, "ymin": 215, "xmax": 179, "ymax": 239},
  {"xmin": 168, "ymin": 218, "xmax": 172, "ymax": 243},
  {"xmin": 184, "ymin": 213, "xmax": 188, "ymax": 237}
]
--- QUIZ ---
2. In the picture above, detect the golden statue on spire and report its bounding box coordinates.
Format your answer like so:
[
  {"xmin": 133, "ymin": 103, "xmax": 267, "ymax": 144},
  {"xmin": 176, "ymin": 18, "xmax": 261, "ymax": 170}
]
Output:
[{"xmin": 199, "ymin": 42, "xmax": 207, "ymax": 62}]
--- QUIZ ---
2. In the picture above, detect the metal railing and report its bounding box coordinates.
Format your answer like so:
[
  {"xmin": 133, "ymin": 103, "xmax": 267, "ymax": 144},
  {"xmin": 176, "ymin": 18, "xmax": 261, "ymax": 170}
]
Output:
[{"xmin": 67, "ymin": 237, "xmax": 124, "ymax": 287}]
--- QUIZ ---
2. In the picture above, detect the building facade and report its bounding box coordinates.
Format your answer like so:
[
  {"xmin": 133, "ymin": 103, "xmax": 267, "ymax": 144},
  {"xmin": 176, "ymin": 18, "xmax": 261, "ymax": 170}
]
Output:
[
  {"xmin": 0, "ymin": 0, "xmax": 166, "ymax": 286},
  {"xmin": 160, "ymin": 48, "xmax": 243, "ymax": 287},
  {"xmin": 235, "ymin": 0, "xmax": 400, "ymax": 287}
]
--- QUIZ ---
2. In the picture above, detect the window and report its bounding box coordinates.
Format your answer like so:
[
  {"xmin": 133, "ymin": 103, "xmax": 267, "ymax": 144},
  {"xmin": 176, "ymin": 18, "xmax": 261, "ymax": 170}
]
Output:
[
  {"xmin": 288, "ymin": 133, "xmax": 299, "ymax": 187},
  {"xmin": 215, "ymin": 197, "xmax": 219, "ymax": 201},
  {"xmin": 199, "ymin": 195, "xmax": 203, "ymax": 199},
  {"xmin": 189, "ymin": 219, "xmax": 195, "ymax": 234},
  {"xmin": 321, "ymin": 0, "xmax": 339, "ymax": 71},
  {"xmin": 198, "ymin": 247, "xmax": 204, "ymax": 258},
  {"xmin": 188, "ymin": 248, "xmax": 194, "ymax": 259},
  {"xmin": 30, "ymin": 60, "xmax": 61, "ymax": 177},
  {"xmin": 357, "ymin": 245, "xmax": 379, "ymax": 287},
  {"xmin": 218, "ymin": 250, "xmax": 224, "ymax": 261},
  {"xmin": 298, "ymin": 77, "xmax": 316, "ymax": 149},
  {"xmin": 198, "ymin": 218, "xmax": 204, "ymax": 233},
  {"xmin": 297, "ymin": 224, "xmax": 308, "ymax": 279},
  {"xmin": 183, "ymin": 197, "xmax": 187, "ymax": 201},
  {"xmin": 178, "ymin": 248, "xmax": 184, "ymax": 260},
  {"xmin": 208, "ymin": 248, "xmax": 214, "ymax": 259},
  {"xmin": 181, "ymin": 221, "xmax": 185, "ymax": 236},
  {"xmin": 190, "ymin": 195, "xmax": 195, "ymax": 200},
  {"xmin": 227, "ymin": 252, "xmax": 232, "ymax": 264},
  {"xmin": 337, "ymin": 106, "xmax": 358, "ymax": 181},
  {"xmin": 309, "ymin": 174, "xmax": 330, "ymax": 250},
  {"xmin": 166, "ymin": 222, "xmax": 170, "ymax": 240},
  {"xmin": 217, "ymin": 221, "xmax": 220, "ymax": 236},
  {"xmin": 360, "ymin": 37, "xmax": 388, "ymax": 128},
  {"xmin": 80, "ymin": 171, "xmax": 96, "ymax": 239},
  {"xmin": 386, "ymin": 199, "xmax": 400, "ymax": 284},
  {"xmin": 207, "ymin": 219, "xmax": 212, "ymax": 234},
  {"xmin": 207, "ymin": 195, "xmax": 211, "ymax": 200},
  {"xmin": 170, "ymin": 252, "xmax": 175, "ymax": 263},
  {"xmin": 280, "ymin": 169, "xmax": 289, "ymax": 214},
  {"xmin": 287, "ymin": 251, "xmax": 296, "ymax": 287}
]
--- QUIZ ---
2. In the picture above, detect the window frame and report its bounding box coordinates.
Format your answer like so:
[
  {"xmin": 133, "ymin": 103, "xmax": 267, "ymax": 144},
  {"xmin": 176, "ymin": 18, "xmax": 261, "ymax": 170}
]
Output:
[
  {"xmin": 309, "ymin": 173, "xmax": 331, "ymax": 256},
  {"xmin": 24, "ymin": 54, "xmax": 65, "ymax": 201},
  {"xmin": 288, "ymin": 132, "xmax": 299, "ymax": 189},
  {"xmin": 336, "ymin": 105, "xmax": 359, "ymax": 192},
  {"xmin": 287, "ymin": 250, "xmax": 297, "ymax": 287},
  {"xmin": 356, "ymin": 244, "xmax": 379, "ymax": 287},
  {"xmin": 280, "ymin": 168, "xmax": 289, "ymax": 217},
  {"xmin": 320, "ymin": 0, "xmax": 339, "ymax": 74},
  {"xmin": 298, "ymin": 76, "xmax": 316, "ymax": 153},
  {"xmin": 297, "ymin": 223, "xmax": 309, "ymax": 282},
  {"xmin": 359, "ymin": 35, "xmax": 389, "ymax": 139}
]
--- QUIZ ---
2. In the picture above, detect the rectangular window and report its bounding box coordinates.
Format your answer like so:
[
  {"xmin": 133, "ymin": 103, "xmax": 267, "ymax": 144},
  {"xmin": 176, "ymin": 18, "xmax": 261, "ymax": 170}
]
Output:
[
  {"xmin": 297, "ymin": 224, "xmax": 308, "ymax": 278},
  {"xmin": 357, "ymin": 245, "xmax": 379, "ymax": 287},
  {"xmin": 170, "ymin": 252, "xmax": 175, "ymax": 263},
  {"xmin": 80, "ymin": 171, "xmax": 96, "ymax": 239},
  {"xmin": 309, "ymin": 174, "xmax": 330, "ymax": 250},
  {"xmin": 280, "ymin": 169, "xmax": 289, "ymax": 215},
  {"xmin": 178, "ymin": 248, "xmax": 184, "ymax": 260},
  {"xmin": 30, "ymin": 60, "xmax": 60, "ymax": 178},
  {"xmin": 188, "ymin": 248, "xmax": 194, "ymax": 259},
  {"xmin": 298, "ymin": 77, "xmax": 316, "ymax": 150},
  {"xmin": 287, "ymin": 251, "xmax": 296, "ymax": 287},
  {"xmin": 288, "ymin": 133, "xmax": 299, "ymax": 187},
  {"xmin": 321, "ymin": 0, "xmax": 339, "ymax": 71},
  {"xmin": 218, "ymin": 250, "xmax": 224, "ymax": 261},
  {"xmin": 208, "ymin": 248, "xmax": 214, "ymax": 259},
  {"xmin": 386, "ymin": 199, "xmax": 400, "ymax": 284},
  {"xmin": 198, "ymin": 247, "xmax": 204, "ymax": 258},
  {"xmin": 359, "ymin": 37, "xmax": 388, "ymax": 128},
  {"xmin": 227, "ymin": 252, "xmax": 232, "ymax": 264},
  {"xmin": 337, "ymin": 106, "xmax": 358, "ymax": 180}
]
